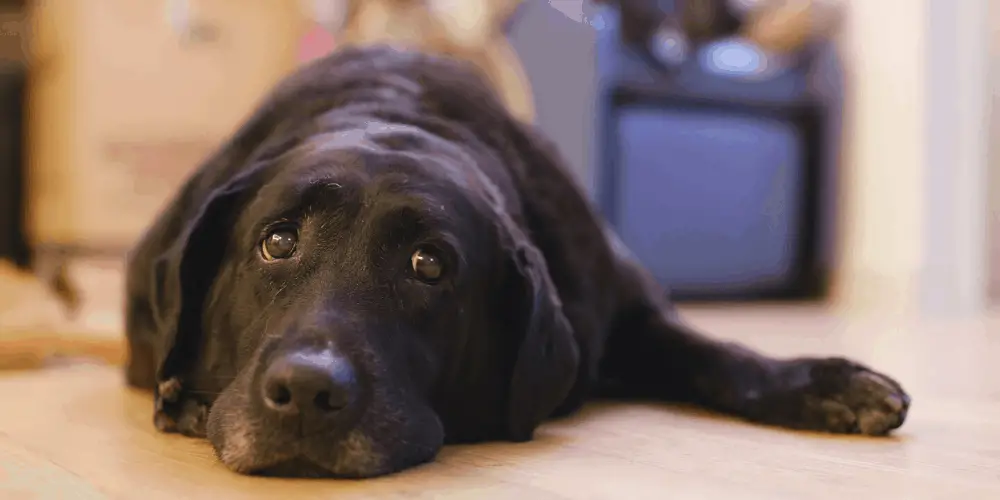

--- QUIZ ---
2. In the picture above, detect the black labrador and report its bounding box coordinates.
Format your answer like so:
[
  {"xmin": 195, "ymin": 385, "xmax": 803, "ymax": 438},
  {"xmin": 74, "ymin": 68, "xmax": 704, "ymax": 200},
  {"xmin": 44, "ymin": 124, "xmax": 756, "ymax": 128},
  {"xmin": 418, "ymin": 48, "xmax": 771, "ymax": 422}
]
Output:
[{"xmin": 124, "ymin": 46, "xmax": 909, "ymax": 478}]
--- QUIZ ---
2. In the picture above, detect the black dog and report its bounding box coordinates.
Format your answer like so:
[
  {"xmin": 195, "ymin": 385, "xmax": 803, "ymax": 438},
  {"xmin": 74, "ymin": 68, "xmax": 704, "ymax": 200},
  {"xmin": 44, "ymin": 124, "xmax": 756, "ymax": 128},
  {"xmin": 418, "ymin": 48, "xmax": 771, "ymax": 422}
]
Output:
[{"xmin": 124, "ymin": 46, "xmax": 909, "ymax": 478}]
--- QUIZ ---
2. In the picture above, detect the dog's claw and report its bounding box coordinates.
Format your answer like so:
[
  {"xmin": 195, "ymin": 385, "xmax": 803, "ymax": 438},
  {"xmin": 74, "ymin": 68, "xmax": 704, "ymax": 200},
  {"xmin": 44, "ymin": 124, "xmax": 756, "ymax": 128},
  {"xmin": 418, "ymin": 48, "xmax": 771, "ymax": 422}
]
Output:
[{"xmin": 157, "ymin": 377, "xmax": 183, "ymax": 403}]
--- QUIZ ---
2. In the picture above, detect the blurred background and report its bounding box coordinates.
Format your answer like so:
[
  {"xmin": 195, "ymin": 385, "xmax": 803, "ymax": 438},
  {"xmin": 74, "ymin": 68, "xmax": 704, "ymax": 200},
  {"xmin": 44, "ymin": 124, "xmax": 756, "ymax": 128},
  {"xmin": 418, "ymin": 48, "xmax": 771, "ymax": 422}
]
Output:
[{"xmin": 0, "ymin": 0, "xmax": 996, "ymax": 364}]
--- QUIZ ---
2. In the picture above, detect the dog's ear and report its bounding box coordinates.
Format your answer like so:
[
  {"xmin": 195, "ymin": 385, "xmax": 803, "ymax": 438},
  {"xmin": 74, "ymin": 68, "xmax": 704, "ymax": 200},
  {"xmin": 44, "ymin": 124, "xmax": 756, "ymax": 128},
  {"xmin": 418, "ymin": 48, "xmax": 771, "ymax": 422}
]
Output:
[
  {"xmin": 123, "ymin": 96, "xmax": 287, "ymax": 399},
  {"xmin": 497, "ymin": 218, "xmax": 580, "ymax": 442},
  {"xmin": 476, "ymin": 97, "xmax": 599, "ymax": 442},
  {"xmin": 123, "ymin": 147, "xmax": 266, "ymax": 434},
  {"xmin": 487, "ymin": 118, "xmax": 585, "ymax": 442},
  {"xmin": 147, "ymin": 175, "xmax": 254, "ymax": 382}
]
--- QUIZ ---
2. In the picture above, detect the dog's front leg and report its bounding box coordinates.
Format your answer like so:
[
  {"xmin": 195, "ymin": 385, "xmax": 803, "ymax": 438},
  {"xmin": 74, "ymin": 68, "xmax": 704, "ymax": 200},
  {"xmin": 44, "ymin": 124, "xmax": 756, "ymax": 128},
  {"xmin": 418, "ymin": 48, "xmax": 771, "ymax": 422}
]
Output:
[{"xmin": 599, "ymin": 308, "xmax": 911, "ymax": 435}]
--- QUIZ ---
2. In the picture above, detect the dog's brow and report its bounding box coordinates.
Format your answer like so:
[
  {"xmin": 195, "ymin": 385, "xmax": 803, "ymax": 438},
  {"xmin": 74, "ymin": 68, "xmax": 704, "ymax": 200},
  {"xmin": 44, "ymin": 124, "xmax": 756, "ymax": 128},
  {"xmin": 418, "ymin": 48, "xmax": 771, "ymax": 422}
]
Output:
[
  {"xmin": 278, "ymin": 175, "xmax": 358, "ymax": 211},
  {"xmin": 307, "ymin": 179, "xmax": 344, "ymax": 192}
]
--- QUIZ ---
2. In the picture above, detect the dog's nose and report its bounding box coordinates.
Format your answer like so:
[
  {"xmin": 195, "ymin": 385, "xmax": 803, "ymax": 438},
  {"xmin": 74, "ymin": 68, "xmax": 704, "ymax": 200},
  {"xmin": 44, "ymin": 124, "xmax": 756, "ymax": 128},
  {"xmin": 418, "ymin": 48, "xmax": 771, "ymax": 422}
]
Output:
[{"xmin": 261, "ymin": 351, "xmax": 357, "ymax": 416}]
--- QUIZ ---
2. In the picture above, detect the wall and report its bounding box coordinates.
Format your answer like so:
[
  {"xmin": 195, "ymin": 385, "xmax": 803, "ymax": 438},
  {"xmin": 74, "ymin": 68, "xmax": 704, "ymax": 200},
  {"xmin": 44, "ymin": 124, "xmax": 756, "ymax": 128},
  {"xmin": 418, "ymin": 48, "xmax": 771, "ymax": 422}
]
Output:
[
  {"xmin": 27, "ymin": 0, "xmax": 302, "ymax": 250},
  {"xmin": 920, "ymin": 0, "xmax": 991, "ymax": 316},
  {"xmin": 989, "ymin": 0, "xmax": 1000, "ymax": 304},
  {"xmin": 834, "ymin": 0, "xmax": 993, "ymax": 317},
  {"xmin": 508, "ymin": 0, "xmax": 597, "ymax": 190},
  {"xmin": 828, "ymin": 0, "xmax": 928, "ymax": 314}
]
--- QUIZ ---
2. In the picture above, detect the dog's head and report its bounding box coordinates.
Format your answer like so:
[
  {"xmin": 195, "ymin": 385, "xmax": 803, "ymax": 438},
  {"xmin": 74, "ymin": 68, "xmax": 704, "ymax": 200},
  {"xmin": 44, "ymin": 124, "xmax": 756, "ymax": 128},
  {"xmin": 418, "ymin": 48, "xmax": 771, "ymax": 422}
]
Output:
[{"xmin": 124, "ymin": 47, "xmax": 578, "ymax": 478}]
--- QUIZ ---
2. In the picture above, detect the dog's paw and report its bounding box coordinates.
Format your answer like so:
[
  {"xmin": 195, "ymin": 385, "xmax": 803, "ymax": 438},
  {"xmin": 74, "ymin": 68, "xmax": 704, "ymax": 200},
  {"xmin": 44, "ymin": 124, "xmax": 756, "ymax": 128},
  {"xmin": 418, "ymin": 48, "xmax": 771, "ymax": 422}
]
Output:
[
  {"xmin": 749, "ymin": 357, "xmax": 911, "ymax": 436},
  {"xmin": 154, "ymin": 398, "xmax": 209, "ymax": 437},
  {"xmin": 153, "ymin": 377, "xmax": 210, "ymax": 437}
]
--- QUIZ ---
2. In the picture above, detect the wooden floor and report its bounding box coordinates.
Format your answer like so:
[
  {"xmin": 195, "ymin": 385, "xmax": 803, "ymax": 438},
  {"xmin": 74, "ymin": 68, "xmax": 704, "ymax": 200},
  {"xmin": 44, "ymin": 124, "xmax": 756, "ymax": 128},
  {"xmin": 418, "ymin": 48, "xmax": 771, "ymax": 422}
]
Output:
[{"xmin": 1, "ymin": 305, "xmax": 999, "ymax": 499}]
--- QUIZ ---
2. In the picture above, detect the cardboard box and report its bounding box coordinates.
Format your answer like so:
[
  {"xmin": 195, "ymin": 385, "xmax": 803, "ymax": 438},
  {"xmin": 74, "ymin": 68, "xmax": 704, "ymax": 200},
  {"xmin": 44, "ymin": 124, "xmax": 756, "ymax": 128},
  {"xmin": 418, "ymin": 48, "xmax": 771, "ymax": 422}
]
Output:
[
  {"xmin": 4, "ymin": 1, "xmax": 305, "ymax": 349},
  {"xmin": 27, "ymin": 0, "xmax": 304, "ymax": 252},
  {"xmin": 0, "ymin": 7, "xmax": 28, "ymax": 62}
]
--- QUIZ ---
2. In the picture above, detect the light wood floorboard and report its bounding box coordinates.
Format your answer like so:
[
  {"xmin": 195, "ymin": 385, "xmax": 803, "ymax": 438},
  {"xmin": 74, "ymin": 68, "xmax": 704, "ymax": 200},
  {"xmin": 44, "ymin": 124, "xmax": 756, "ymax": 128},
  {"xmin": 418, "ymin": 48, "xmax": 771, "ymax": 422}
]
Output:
[{"xmin": 1, "ymin": 306, "xmax": 998, "ymax": 499}]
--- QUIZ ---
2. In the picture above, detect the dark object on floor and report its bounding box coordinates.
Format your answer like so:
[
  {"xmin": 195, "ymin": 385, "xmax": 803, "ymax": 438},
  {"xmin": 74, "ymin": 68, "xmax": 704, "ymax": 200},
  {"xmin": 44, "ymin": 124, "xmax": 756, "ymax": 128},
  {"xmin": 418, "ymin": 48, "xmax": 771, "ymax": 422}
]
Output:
[
  {"xmin": 593, "ymin": 0, "xmax": 742, "ymax": 69},
  {"xmin": 596, "ymin": 0, "xmax": 842, "ymax": 69},
  {"xmin": 123, "ymin": 46, "xmax": 909, "ymax": 479},
  {"xmin": 0, "ymin": 61, "xmax": 29, "ymax": 269},
  {"xmin": 594, "ymin": 4, "xmax": 844, "ymax": 300}
]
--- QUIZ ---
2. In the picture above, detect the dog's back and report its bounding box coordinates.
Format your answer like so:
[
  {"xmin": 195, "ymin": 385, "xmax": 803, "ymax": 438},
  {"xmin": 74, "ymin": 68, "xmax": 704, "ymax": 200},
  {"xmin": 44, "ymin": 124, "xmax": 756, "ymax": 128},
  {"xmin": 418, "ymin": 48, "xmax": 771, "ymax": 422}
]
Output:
[{"xmin": 267, "ymin": 46, "xmax": 509, "ymax": 130}]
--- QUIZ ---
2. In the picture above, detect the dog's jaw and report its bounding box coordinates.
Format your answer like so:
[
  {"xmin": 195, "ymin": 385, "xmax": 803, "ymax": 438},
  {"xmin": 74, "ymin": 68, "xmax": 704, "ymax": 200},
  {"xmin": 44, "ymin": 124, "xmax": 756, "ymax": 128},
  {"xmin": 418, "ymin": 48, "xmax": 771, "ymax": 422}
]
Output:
[
  {"xmin": 204, "ymin": 364, "xmax": 443, "ymax": 478},
  {"xmin": 212, "ymin": 418, "xmax": 388, "ymax": 478},
  {"xmin": 210, "ymin": 416, "xmax": 429, "ymax": 478},
  {"xmin": 206, "ymin": 378, "xmax": 287, "ymax": 474},
  {"xmin": 213, "ymin": 415, "xmax": 272, "ymax": 475}
]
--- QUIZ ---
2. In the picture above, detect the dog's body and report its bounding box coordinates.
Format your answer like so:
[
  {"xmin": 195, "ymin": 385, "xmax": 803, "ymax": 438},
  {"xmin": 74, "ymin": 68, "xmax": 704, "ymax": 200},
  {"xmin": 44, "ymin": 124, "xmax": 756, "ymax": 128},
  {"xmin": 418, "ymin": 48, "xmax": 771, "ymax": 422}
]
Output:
[{"xmin": 124, "ymin": 46, "xmax": 909, "ymax": 479}]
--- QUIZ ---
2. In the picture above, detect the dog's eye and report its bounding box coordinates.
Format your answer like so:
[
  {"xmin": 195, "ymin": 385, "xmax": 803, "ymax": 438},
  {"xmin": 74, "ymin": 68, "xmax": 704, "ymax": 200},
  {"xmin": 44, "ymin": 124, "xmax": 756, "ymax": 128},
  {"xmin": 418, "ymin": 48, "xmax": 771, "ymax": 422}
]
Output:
[
  {"xmin": 410, "ymin": 248, "xmax": 444, "ymax": 283},
  {"xmin": 262, "ymin": 229, "xmax": 298, "ymax": 260}
]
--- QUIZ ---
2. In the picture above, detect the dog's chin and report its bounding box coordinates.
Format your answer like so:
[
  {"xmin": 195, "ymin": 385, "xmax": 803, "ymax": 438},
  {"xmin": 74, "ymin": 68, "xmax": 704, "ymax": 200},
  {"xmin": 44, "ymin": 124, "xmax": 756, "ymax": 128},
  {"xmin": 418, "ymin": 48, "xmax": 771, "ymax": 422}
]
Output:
[
  {"xmin": 210, "ymin": 426, "xmax": 402, "ymax": 479},
  {"xmin": 205, "ymin": 386, "xmax": 445, "ymax": 478},
  {"xmin": 239, "ymin": 434, "xmax": 401, "ymax": 479},
  {"xmin": 252, "ymin": 454, "xmax": 404, "ymax": 479}
]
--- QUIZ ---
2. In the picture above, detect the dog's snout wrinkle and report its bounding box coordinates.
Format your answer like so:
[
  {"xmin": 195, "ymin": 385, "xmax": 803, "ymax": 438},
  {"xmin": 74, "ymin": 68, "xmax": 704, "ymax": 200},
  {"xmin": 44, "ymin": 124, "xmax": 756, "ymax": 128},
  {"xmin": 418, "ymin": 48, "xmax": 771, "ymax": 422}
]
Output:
[{"xmin": 261, "ymin": 350, "xmax": 359, "ymax": 418}]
